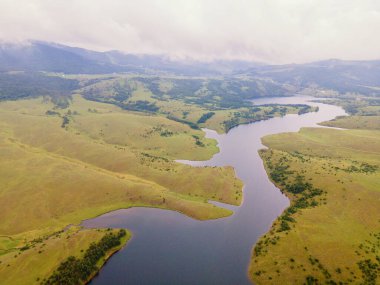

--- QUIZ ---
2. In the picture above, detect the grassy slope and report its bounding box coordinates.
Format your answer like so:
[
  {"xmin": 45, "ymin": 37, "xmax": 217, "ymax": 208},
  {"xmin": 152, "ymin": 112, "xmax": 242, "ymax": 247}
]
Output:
[
  {"xmin": 80, "ymin": 76, "xmax": 317, "ymax": 134},
  {"xmin": 249, "ymin": 125, "xmax": 380, "ymax": 284},
  {"xmin": 0, "ymin": 76, "xmax": 318, "ymax": 284},
  {"xmin": 0, "ymin": 96, "xmax": 242, "ymax": 284},
  {"xmin": 0, "ymin": 96, "xmax": 242, "ymax": 235},
  {"xmin": 320, "ymin": 115, "xmax": 380, "ymax": 130},
  {"xmin": 72, "ymin": 105, "xmax": 218, "ymax": 160},
  {"xmin": 0, "ymin": 227, "xmax": 130, "ymax": 285}
]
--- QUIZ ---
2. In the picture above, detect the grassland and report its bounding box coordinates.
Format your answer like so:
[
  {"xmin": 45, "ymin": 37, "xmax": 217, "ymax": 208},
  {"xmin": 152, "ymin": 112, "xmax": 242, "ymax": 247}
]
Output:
[
  {"xmin": 0, "ymin": 94, "xmax": 243, "ymax": 284},
  {"xmin": 320, "ymin": 115, "xmax": 380, "ymax": 130},
  {"xmin": 79, "ymin": 75, "xmax": 317, "ymax": 133},
  {"xmin": 0, "ymin": 72, "xmax": 317, "ymax": 284},
  {"xmin": 249, "ymin": 124, "xmax": 380, "ymax": 284},
  {"xmin": 0, "ymin": 227, "xmax": 130, "ymax": 285}
]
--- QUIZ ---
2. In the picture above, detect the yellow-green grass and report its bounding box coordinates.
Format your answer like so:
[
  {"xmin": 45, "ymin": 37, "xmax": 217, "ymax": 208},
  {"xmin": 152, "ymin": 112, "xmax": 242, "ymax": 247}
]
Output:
[
  {"xmin": 78, "ymin": 75, "xmax": 318, "ymax": 134},
  {"xmin": 0, "ymin": 131, "xmax": 232, "ymax": 236},
  {"xmin": 200, "ymin": 109, "xmax": 233, "ymax": 133},
  {"xmin": 320, "ymin": 115, "xmax": 380, "ymax": 130},
  {"xmin": 0, "ymin": 95, "xmax": 243, "ymax": 283},
  {"xmin": 156, "ymin": 99, "xmax": 207, "ymax": 123},
  {"xmin": 250, "ymin": 126, "xmax": 380, "ymax": 284},
  {"xmin": 0, "ymin": 227, "xmax": 130, "ymax": 285},
  {"xmin": 261, "ymin": 127, "xmax": 380, "ymax": 164},
  {"xmin": 72, "ymin": 103, "xmax": 217, "ymax": 160},
  {"xmin": 0, "ymin": 96, "xmax": 242, "ymax": 234},
  {"xmin": 6, "ymin": 96, "xmax": 239, "ymax": 202},
  {"xmin": 130, "ymin": 84, "xmax": 220, "ymax": 129},
  {"xmin": 0, "ymin": 83, "xmax": 316, "ymax": 283},
  {"xmin": 127, "ymin": 82, "xmax": 156, "ymax": 102},
  {"xmin": 358, "ymin": 105, "xmax": 380, "ymax": 116}
]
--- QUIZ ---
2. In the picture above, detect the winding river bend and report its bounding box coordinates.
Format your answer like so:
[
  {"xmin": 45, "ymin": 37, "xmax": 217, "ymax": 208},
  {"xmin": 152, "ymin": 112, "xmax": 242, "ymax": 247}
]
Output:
[{"xmin": 83, "ymin": 96, "xmax": 346, "ymax": 285}]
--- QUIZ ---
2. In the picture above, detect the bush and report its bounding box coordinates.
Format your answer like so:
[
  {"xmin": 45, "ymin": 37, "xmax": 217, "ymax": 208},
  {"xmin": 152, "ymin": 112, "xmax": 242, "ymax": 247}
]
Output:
[
  {"xmin": 278, "ymin": 220, "xmax": 291, "ymax": 232},
  {"xmin": 197, "ymin": 112, "xmax": 215, "ymax": 124}
]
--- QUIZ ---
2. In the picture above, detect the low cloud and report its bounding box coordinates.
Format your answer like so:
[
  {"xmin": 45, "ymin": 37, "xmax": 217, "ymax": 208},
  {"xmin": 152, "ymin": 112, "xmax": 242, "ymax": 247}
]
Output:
[{"xmin": 1, "ymin": 0, "xmax": 380, "ymax": 63}]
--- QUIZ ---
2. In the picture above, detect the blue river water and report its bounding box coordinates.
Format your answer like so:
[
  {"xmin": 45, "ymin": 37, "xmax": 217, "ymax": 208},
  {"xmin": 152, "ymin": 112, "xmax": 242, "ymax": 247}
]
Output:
[{"xmin": 83, "ymin": 96, "xmax": 346, "ymax": 285}]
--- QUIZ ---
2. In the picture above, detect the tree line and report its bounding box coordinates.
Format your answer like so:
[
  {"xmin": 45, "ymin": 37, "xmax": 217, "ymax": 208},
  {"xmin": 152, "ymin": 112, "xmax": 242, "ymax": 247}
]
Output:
[{"xmin": 43, "ymin": 229, "xmax": 126, "ymax": 285}]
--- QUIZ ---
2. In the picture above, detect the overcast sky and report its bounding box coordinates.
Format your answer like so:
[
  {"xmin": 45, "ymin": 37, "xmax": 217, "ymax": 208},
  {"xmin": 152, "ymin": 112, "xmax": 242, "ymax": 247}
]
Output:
[{"xmin": 1, "ymin": 0, "xmax": 380, "ymax": 63}]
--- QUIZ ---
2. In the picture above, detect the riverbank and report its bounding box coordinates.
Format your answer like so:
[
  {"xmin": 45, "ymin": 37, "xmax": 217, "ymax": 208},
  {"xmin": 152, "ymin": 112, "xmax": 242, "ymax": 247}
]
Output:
[
  {"xmin": 0, "ymin": 95, "xmax": 242, "ymax": 284},
  {"xmin": 52, "ymin": 229, "xmax": 131, "ymax": 285},
  {"xmin": 0, "ymin": 228, "xmax": 130, "ymax": 285},
  {"xmin": 250, "ymin": 125, "xmax": 380, "ymax": 284},
  {"xmin": 0, "ymin": 93, "xmax": 341, "ymax": 284},
  {"xmin": 83, "ymin": 96, "xmax": 346, "ymax": 285}
]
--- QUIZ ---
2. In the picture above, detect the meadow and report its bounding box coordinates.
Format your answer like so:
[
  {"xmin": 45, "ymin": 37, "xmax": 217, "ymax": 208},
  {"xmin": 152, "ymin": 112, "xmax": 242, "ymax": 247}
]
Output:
[
  {"xmin": 79, "ymin": 75, "xmax": 316, "ymax": 133},
  {"xmin": 0, "ymin": 72, "xmax": 317, "ymax": 284},
  {"xmin": 0, "ymin": 227, "xmax": 130, "ymax": 285},
  {"xmin": 250, "ymin": 119, "xmax": 380, "ymax": 284},
  {"xmin": 0, "ymin": 95, "xmax": 242, "ymax": 284}
]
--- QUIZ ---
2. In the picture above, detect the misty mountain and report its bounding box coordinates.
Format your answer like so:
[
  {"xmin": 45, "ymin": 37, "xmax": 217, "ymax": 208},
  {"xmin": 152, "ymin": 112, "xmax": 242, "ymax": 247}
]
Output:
[
  {"xmin": 0, "ymin": 41, "xmax": 261, "ymax": 75},
  {"xmin": 0, "ymin": 41, "xmax": 141, "ymax": 74},
  {"xmin": 1, "ymin": 41, "xmax": 380, "ymax": 96},
  {"xmin": 245, "ymin": 59, "xmax": 380, "ymax": 95}
]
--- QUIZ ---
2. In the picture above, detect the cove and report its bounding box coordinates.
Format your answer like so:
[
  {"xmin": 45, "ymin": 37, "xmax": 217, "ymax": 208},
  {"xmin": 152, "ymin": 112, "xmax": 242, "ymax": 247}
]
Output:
[{"xmin": 82, "ymin": 96, "xmax": 346, "ymax": 285}]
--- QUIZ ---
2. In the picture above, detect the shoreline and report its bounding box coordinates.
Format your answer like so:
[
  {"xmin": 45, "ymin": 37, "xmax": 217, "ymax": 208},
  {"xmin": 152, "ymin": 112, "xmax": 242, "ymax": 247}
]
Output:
[
  {"xmin": 85, "ymin": 232, "xmax": 131, "ymax": 285},
  {"xmin": 248, "ymin": 149, "xmax": 293, "ymax": 284},
  {"xmin": 81, "ymin": 98, "xmax": 329, "ymax": 285}
]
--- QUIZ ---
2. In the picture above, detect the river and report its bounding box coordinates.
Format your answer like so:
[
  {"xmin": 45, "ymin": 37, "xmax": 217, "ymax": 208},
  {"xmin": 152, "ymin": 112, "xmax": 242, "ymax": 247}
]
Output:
[{"xmin": 82, "ymin": 96, "xmax": 346, "ymax": 285}]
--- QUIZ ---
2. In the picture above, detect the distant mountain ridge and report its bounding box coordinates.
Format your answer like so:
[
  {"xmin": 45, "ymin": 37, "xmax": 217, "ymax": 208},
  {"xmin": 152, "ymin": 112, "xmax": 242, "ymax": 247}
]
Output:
[
  {"xmin": 245, "ymin": 59, "xmax": 380, "ymax": 95},
  {"xmin": 1, "ymin": 41, "xmax": 380, "ymax": 96},
  {"xmin": 0, "ymin": 41, "xmax": 262, "ymax": 75},
  {"xmin": 0, "ymin": 41, "xmax": 142, "ymax": 74}
]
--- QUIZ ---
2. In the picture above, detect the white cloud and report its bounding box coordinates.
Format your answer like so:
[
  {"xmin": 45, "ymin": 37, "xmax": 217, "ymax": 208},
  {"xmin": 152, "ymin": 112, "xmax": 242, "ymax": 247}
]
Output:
[{"xmin": 0, "ymin": 0, "xmax": 380, "ymax": 63}]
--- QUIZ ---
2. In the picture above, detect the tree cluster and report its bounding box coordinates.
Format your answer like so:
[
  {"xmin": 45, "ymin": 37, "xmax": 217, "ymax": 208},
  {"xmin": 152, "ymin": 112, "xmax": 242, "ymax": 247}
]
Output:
[{"xmin": 44, "ymin": 229, "xmax": 126, "ymax": 285}]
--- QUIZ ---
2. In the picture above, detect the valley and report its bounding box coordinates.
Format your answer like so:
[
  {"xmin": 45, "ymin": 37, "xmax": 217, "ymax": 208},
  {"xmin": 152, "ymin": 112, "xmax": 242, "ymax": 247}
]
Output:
[
  {"xmin": 0, "ymin": 41, "xmax": 379, "ymax": 285},
  {"xmin": 0, "ymin": 71, "xmax": 314, "ymax": 284}
]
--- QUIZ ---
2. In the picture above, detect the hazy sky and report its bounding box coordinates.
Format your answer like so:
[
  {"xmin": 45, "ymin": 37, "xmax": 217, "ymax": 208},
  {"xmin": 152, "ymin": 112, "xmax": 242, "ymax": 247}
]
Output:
[{"xmin": 1, "ymin": 0, "xmax": 380, "ymax": 63}]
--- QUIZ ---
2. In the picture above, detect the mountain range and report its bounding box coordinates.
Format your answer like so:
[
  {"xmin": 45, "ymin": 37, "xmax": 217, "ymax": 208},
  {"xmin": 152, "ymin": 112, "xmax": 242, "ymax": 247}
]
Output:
[{"xmin": 1, "ymin": 40, "xmax": 380, "ymax": 95}]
